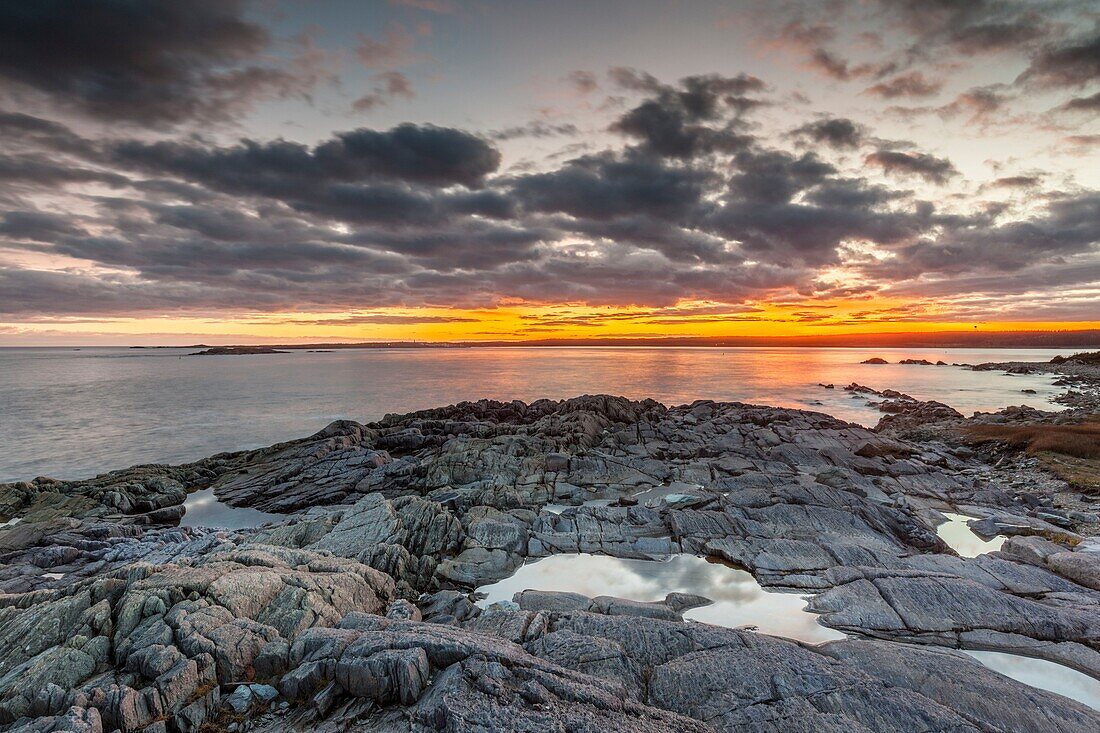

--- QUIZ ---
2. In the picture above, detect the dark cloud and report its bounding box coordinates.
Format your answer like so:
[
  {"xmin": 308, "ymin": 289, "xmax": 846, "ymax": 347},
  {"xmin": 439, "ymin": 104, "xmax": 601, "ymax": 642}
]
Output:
[
  {"xmin": 938, "ymin": 85, "xmax": 1010, "ymax": 124},
  {"xmin": 278, "ymin": 183, "xmax": 475, "ymax": 226},
  {"xmin": 986, "ymin": 175, "xmax": 1042, "ymax": 189},
  {"xmin": 946, "ymin": 14, "xmax": 1049, "ymax": 56},
  {"xmin": 764, "ymin": 18, "xmax": 888, "ymax": 81},
  {"xmin": 1059, "ymin": 90, "xmax": 1100, "ymax": 112},
  {"xmin": 864, "ymin": 150, "xmax": 957, "ymax": 184},
  {"xmin": 0, "ymin": 56, "xmax": 1095, "ymax": 325},
  {"xmin": 679, "ymin": 73, "xmax": 766, "ymax": 108},
  {"xmin": 868, "ymin": 192, "xmax": 1100, "ymax": 280},
  {"xmin": 728, "ymin": 151, "xmax": 835, "ymax": 204},
  {"xmin": 142, "ymin": 203, "xmax": 323, "ymax": 244},
  {"xmin": 512, "ymin": 152, "xmax": 710, "ymax": 221},
  {"xmin": 489, "ymin": 121, "xmax": 580, "ymax": 141},
  {"xmin": 808, "ymin": 49, "xmax": 855, "ymax": 80},
  {"xmin": 0, "ymin": 112, "xmax": 97, "ymax": 157},
  {"xmin": 882, "ymin": 260, "xmax": 1100, "ymax": 310},
  {"xmin": 609, "ymin": 74, "xmax": 761, "ymax": 158},
  {"xmin": 753, "ymin": 0, "xmax": 1092, "ymax": 107},
  {"xmin": 1018, "ymin": 32, "xmax": 1100, "ymax": 88},
  {"xmin": 611, "ymin": 101, "xmax": 752, "ymax": 158},
  {"xmin": 341, "ymin": 221, "xmax": 547, "ymax": 269},
  {"xmin": 0, "ymin": 153, "xmax": 130, "ymax": 190},
  {"xmin": 113, "ymin": 123, "xmax": 500, "ymax": 193},
  {"xmin": 353, "ymin": 71, "xmax": 415, "ymax": 112},
  {"xmin": 864, "ymin": 0, "xmax": 1062, "ymax": 60},
  {"xmin": 865, "ymin": 71, "xmax": 943, "ymax": 99},
  {"xmin": 0, "ymin": 0, "xmax": 307, "ymax": 126},
  {"xmin": 0, "ymin": 268, "xmax": 286, "ymax": 317},
  {"xmin": 0, "ymin": 210, "xmax": 86, "ymax": 240},
  {"xmin": 803, "ymin": 179, "xmax": 904, "ymax": 208},
  {"xmin": 556, "ymin": 216, "xmax": 731, "ymax": 264},
  {"xmin": 607, "ymin": 66, "xmax": 663, "ymax": 92},
  {"xmin": 706, "ymin": 197, "xmax": 929, "ymax": 268},
  {"xmin": 792, "ymin": 118, "xmax": 864, "ymax": 149},
  {"xmin": 261, "ymin": 313, "xmax": 478, "ymax": 325},
  {"xmin": 49, "ymin": 234, "xmax": 392, "ymax": 281}
]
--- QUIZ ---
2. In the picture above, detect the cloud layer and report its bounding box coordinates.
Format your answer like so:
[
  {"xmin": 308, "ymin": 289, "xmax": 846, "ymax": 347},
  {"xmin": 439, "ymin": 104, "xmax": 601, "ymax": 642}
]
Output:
[{"xmin": 0, "ymin": 0, "xmax": 1097, "ymax": 330}]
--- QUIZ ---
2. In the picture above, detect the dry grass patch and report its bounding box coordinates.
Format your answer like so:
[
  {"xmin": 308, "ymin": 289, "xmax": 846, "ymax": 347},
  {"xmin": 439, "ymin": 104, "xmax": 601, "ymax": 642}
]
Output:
[
  {"xmin": 961, "ymin": 423, "xmax": 1100, "ymax": 460},
  {"xmin": 1035, "ymin": 452, "xmax": 1100, "ymax": 494},
  {"xmin": 961, "ymin": 421, "xmax": 1100, "ymax": 492}
]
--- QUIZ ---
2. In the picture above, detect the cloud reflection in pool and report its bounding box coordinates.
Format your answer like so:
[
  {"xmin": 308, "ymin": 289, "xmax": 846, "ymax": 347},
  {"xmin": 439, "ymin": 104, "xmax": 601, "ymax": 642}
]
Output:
[
  {"xmin": 965, "ymin": 650, "xmax": 1100, "ymax": 710},
  {"xmin": 476, "ymin": 553, "xmax": 844, "ymax": 644},
  {"xmin": 179, "ymin": 488, "xmax": 285, "ymax": 529},
  {"xmin": 936, "ymin": 512, "xmax": 1005, "ymax": 557}
]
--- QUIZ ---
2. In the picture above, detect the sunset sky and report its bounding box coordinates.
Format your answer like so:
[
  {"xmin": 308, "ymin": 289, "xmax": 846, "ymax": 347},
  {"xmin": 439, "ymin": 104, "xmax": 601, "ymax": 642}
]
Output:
[{"xmin": 1, "ymin": 0, "xmax": 1098, "ymax": 345}]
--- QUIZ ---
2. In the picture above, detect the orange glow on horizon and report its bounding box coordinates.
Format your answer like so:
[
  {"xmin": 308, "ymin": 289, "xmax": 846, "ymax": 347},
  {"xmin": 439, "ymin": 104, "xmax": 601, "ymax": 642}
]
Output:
[{"xmin": 3, "ymin": 298, "xmax": 1099, "ymax": 346}]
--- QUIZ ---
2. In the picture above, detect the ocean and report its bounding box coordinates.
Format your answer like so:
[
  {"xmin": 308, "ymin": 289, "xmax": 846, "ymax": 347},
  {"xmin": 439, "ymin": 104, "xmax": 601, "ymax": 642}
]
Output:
[{"xmin": 0, "ymin": 346, "xmax": 1067, "ymax": 482}]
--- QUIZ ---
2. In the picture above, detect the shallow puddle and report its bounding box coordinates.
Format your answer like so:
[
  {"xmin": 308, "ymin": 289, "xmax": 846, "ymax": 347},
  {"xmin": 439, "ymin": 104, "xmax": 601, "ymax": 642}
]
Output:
[
  {"xmin": 964, "ymin": 649, "xmax": 1100, "ymax": 710},
  {"xmin": 477, "ymin": 552, "xmax": 844, "ymax": 644},
  {"xmin": 179, "ymin": 488, "xmax": 285, "ymax": 530},
  {"xmin": 936, "ymin": 512, "xmax": 1005, "ymax": 557}
]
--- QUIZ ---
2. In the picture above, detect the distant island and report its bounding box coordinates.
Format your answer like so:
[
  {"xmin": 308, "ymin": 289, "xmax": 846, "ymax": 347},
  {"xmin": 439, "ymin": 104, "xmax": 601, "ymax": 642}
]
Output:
[{"xmin": 188, "ymin": 346, "xmax": 289, "ymax": 356}]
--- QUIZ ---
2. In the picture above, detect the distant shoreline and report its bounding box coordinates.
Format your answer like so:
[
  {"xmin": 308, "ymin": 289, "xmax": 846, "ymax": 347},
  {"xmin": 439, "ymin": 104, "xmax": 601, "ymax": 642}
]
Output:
[
  {"xmin": 3, "ymin": 328, "xmax": 1100, "ymax": 351},
  {"xmin": 87, "ymin": 328, "xmax": 1100, "ymax": 351}
]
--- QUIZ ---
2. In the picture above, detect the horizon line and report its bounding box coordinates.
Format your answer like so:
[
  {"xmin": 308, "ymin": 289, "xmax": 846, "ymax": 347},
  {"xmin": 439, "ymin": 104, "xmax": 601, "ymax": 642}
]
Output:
[{"xmin": 8, "ymin": 328, "xmax": 1100, "ymax": 350}]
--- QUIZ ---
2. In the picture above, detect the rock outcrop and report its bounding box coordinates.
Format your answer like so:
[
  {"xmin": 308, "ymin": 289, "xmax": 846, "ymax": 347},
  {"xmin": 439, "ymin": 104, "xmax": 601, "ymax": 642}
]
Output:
[{"xmin": 1, "ymin": 394, "xmax": 1098, "ymax": 732}]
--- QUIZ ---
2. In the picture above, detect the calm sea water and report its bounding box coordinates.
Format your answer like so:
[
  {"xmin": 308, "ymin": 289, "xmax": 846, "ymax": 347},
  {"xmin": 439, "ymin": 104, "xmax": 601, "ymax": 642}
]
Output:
[{"xmin": 0, "ymin": 346, "xmax": 1067, "ymax": 482}]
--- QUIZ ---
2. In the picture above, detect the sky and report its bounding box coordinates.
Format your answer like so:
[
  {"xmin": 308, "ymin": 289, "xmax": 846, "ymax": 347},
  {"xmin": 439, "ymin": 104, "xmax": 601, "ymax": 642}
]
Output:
[{"xmin": 0, "ymin": 0, "xmax": 1098, "ymax": 345}]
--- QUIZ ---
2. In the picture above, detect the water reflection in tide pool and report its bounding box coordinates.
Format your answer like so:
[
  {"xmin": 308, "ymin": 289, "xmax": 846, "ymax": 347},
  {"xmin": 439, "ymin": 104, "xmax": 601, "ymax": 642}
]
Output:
[
  {"xmin": 964, "ymin": 650, "xmax": 1100, "ymax": 710},
  {"xmin": 936, "ymin": 512, "xmax": 1005, "ymax": 557},
  {"xmin": 477, "ymin": 553, "xmax": 845, "ymax": 644},
  {"xmin": 179, "ymin": 488, "xmax": 285, "ymax": 530}
]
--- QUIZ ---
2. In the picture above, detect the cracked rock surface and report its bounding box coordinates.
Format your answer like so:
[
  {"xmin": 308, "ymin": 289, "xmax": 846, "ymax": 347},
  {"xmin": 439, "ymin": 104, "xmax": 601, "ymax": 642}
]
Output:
[{"xmin": 0, "ymin": 394, "xmax": 1098, "ymax": 732}]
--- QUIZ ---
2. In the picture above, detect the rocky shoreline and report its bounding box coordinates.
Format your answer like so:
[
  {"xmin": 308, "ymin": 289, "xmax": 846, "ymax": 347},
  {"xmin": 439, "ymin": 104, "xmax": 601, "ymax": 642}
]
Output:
[{"xmin": 1, "ymin": 359, "xmax": 1099, "ymax": 732}]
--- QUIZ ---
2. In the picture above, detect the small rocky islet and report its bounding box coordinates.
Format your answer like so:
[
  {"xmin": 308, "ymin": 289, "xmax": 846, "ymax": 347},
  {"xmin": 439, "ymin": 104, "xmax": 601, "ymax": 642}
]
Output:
[{"xmin": 1, "ymin": 358, "xmax": 1099, "ymax": 732}]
